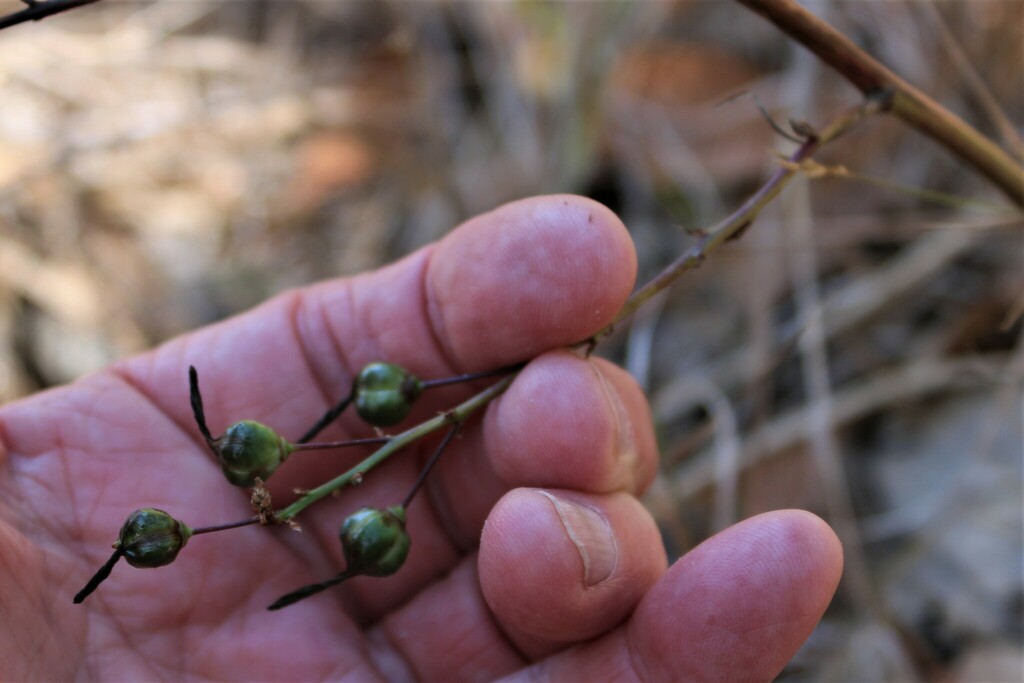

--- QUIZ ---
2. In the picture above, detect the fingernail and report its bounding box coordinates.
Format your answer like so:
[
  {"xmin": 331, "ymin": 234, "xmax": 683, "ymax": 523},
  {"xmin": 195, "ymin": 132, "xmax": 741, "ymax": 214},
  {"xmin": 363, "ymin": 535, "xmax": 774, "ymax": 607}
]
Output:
[{"xmin": 535, "ymin": 491, "xmax": 617, "ymax": 587}]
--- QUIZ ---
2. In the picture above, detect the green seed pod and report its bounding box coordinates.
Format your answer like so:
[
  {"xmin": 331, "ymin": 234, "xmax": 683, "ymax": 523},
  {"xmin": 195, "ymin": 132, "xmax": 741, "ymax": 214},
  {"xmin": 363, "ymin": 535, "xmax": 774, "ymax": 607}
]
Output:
[
  {"xmin": 115, "ymin": 508, "xmax": 192, "ymax": 569},
  {"xmin": 214, "ymin": 420, "xmax": 295, "ymax": 487},
  {"xmin": 340, "ymin": 506, "xmax": 410, "ymax": 577},
  {"xmin": 354, "ymin": 362, "xmax": 424, "ymax": 427}
]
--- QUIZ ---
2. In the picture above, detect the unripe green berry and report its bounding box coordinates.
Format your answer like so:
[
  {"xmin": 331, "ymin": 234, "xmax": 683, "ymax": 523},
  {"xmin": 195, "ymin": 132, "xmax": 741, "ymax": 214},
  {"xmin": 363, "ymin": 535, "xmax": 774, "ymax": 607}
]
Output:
[
  {"xmin": 215, "ymin": 420, "xmax": 295, "ymax": 487},
  {"xmin": 354, "ymin": 362, "xmax": 423, "ymax": 427},
  {"xmin": 116, "ymin": 508, "xmax": 192, "ymax": 568},
  {"xmin": 340, "ymin": 506, "xmax": 410, "ymax": 577}
]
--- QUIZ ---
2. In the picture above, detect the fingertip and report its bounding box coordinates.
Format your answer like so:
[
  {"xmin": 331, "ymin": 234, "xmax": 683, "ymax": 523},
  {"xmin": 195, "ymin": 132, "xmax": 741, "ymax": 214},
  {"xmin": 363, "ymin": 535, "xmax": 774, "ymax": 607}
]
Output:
[
  {"xmin": 781, "ymin": 509, "xmax": 845, "ymax": 587},
  {"xmin": 629, "ymin": 510, "xmax": 844, "ymax": 682},
  {"xmin": 426, "ymin": 195, "xmax": 637, "ymax": 370},
  {"xmin": 486, "ymin": 352, "xmax": 657, "ymax": 495},
  {"xmin": 480, "ymin": 488, "xmax": 664, "ymax": 651}
]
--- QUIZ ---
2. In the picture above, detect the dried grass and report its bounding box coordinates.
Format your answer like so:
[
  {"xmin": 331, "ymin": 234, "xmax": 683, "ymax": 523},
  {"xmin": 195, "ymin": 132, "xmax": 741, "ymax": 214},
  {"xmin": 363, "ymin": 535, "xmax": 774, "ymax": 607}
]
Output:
[{"xmin": 0, "ymin": 1, "xmax": 1020, "ymax": 678}]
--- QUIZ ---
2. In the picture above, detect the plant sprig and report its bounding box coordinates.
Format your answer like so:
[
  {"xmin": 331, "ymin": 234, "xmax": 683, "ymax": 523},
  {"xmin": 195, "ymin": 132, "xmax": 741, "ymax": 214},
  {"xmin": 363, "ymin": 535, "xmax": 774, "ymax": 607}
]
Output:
[{"xmin": 73, "ymin": 93, "xmax": 898, "ymax": 606}]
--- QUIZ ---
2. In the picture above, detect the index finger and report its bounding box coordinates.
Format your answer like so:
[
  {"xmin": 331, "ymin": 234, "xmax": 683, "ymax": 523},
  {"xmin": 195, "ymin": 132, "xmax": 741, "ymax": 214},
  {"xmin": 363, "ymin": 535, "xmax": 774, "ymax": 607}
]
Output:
[{"xmin": 117, "ymin": 194, "xmax": 636, "ymax": 446}]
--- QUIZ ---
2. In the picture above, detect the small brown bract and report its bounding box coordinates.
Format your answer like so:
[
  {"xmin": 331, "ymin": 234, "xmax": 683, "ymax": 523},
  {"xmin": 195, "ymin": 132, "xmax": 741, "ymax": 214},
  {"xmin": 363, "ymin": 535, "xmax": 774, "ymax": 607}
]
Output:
[{"xmin": 250, "ymin": 477, "xmax": 275, "ymax": 525}]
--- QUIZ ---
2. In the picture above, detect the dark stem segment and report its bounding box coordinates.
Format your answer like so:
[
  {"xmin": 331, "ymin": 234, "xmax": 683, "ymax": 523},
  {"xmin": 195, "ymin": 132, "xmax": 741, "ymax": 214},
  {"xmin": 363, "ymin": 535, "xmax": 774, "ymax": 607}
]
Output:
[
  {"xmin": 420, "ymin": 363, "xmax": 525, "ymax": 390},
  {"xmin": 0, "ymin": 0, "xmax": 100, "ymax": 31},
  {"xmin": 580, "ymin": 91, "xmax": 893, "ymax": 350},
  {"xmin": 191, "ymin": 517, "xmax": 260, "ymax": 535},
  {"xmin": 293, "ymin": 436, "xmax": 390, "ymax": 452},
  {"xmin": 267, "ymin": 570, "xmax": 356, "ymax": 611},
  {"xmin": 402, "ymin": 421, "xmax": 460, "ymax": 509},
  {"xmin": 735, "ymin": 0, "xmax": 1024, "ymax": 206},
  {"xmin": 73, "ymin": 547, "xmax": 123, "ymax": 604},
  {"xmin": 188, "ymin": 366, "xmax": 215, "ymax": 446},
  {"xmin": 297, "ymin": 391, "xmax": 354, "ymax": 444}
]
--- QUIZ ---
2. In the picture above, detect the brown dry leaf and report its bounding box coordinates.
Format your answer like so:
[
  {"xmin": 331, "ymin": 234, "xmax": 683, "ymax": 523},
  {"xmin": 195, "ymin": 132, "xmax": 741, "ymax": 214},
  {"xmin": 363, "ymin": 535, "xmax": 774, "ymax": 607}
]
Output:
[
  {"xmin": 286, "ymin": 131, "xmax": 377, "ymax": 213},
  {"xmin": 611, "ymin": 43, "xmax": 762, "ymax": 107}
]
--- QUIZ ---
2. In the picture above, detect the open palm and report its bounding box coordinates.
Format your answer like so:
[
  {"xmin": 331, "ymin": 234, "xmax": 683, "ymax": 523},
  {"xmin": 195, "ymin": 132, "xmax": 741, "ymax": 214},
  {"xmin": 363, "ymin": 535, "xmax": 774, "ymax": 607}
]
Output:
[{"xmin": 0, "ymin": 196, "xmax": 842, "ymax": 682}]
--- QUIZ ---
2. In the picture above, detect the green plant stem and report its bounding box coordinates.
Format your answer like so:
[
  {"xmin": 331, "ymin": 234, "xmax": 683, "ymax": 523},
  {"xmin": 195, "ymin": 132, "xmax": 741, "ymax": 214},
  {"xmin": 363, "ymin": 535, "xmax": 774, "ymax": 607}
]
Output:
[
  {"xmin": 276, "ymin": 375, "xmax": 514, "ymax": 521},
  {"xmin": 586, "ymin": 92, "xmax": 891, "ymax": 348},
  {"xmin": 735, "ymin": 0, "xmax": 1024, "ymax": 207}
]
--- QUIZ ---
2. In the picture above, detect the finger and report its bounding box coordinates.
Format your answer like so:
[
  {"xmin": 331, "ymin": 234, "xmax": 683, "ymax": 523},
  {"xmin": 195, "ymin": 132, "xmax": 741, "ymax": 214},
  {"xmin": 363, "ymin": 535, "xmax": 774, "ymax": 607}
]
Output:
[
  {"xmin": 422, "ymin": 351, "xmax": 659, "ymax": 551},
  {"xmin": 115, "ymin": 194, "xmax": 636, "ymax": 448},
  {"xmin": 487, "ymin": 354, "xmax": 657, "ymax": 495},
  {"xmin": 362, "ymin": 487, "xmax": 666, "ymax": 681},
  {"xmin": 364, "ymin": 559, "xmax": 527, "ymax": 682},
  {"xmin": 497, "ymin": 511, "xmax": 844, "ymax": 683},
  {"xmin": 479, "ymin": 488, "xmax": 667, "ymax": 658},
  {"xmin": 110, "ymin": 194, "xmax": 635, "ymax": 527},
  {"xmin": 268, "ymin": 346, "xmax": 659, "ymax": 624}
]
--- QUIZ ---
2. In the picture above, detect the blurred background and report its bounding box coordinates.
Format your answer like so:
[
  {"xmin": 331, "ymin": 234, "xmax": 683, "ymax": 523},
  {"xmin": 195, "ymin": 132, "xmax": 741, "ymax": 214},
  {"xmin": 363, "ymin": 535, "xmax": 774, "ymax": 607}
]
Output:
[{"xmin": 0, "ymin": 0, "xmax": 1021, "ymax": 679}]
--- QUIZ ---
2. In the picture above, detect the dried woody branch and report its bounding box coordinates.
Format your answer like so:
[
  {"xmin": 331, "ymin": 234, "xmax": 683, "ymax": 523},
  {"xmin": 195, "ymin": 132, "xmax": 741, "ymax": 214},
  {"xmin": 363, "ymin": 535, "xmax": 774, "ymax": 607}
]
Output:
[
  {"xmin": 736, "ymin": 0, "xmax": 1024, "ymax": 207},
  {"xmin": 590, "ymin": 91, "xmax": 893, "ymax": 346},
  {"xmin": 0, "ymin": 0, "xmax": 100, "ymax": 31}
]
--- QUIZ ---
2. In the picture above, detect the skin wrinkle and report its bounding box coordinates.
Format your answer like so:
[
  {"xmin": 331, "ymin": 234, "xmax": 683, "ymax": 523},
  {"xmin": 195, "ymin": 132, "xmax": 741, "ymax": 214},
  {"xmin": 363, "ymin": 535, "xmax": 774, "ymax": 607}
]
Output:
[
  {"xmin": 92, "ymin": 611, "xmax": 163, "ymax": 682},
  {"xmin": 436, "ymin": 519, "xmax": 538, "ymax": 669},
  {"xmin": 323, "ymin": 653, "xmax": 384, "ymax": 683},
  {"xmin": 364, "ymin": 622, "xmax": 419, "ymax": 683},
  {"xmin": 435, "ymin": 416, "xmax": 518, "ymax": 547},
  {"xmin": 376, "ymin": 611, "xmax": 430, "ymax": 683},
  {"xmin": 622, "ymin": 619, "xmax": 655, "ymax": 683},
  {"xmin": 346, "ymin": 254, "xmax": 446, "ymax": 375},
  {"xmin": 321, "ymin": 282, "xmax": 360, "ymax": 391},
  {"xmin": 54, "ymin": 412, "xmax": 87, "ymax": 552},
  {"xmin": 468, "ymin": 567, "xmax": 533, "ymax": 672},
  {"xmin": 288, "ymin": 290, "xmax": 351, "ymax": 428},
  {"xmin": 346, "ymin": 272, "xmax": 389, "ymax": 369},
  {"xmin": 108, "ymin": 363, "xmax": 210, "ymax": 457},
  {"xmin": 423, "ymin": 449, "xmax": 474, "ymax": 554},
  {"xmin": 421, "ymin": 244, "xmax": 467, "ymax": 376},
  {"xmin": 376, "ymin": 556, "xmax": 529, "ymax": 682}
]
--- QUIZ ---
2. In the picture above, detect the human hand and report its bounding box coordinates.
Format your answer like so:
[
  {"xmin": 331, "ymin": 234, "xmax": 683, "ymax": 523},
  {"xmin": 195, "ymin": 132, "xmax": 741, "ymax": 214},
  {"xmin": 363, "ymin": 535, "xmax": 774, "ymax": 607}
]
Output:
[{"xmin": 0, "ymin": 195, "xmax": 842, "ymax": 681}]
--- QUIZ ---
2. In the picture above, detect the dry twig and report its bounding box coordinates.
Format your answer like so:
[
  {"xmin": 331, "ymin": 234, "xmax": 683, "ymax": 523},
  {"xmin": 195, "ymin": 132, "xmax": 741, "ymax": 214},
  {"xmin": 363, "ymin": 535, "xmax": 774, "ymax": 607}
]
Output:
[
  {"xmin": 0, "ymin": 0, "xmax": 100, "ymax": 31},
  {"xmin": 736, "ymin": 0, "xmax": 1024, "ymax": 205}
]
